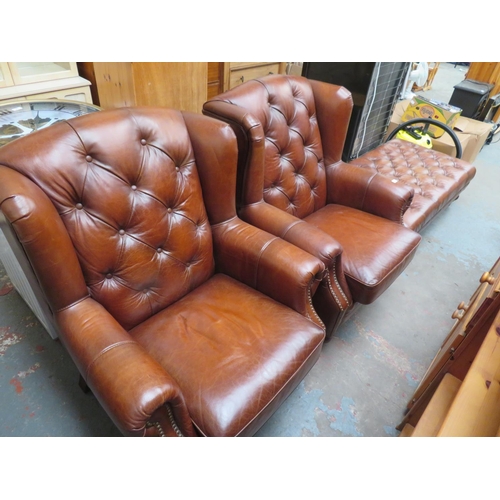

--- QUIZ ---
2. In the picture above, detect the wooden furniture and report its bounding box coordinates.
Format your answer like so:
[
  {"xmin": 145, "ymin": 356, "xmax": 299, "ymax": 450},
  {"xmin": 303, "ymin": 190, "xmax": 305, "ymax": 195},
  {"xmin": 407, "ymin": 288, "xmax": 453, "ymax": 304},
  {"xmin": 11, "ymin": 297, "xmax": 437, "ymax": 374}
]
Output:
[
  {"xmin": 77, "ymin": 63, "xmax": 287, "ymax": 112},
  {"xmin": 399, "ymin": 257, "xmax": 500, "ymax": 436},
  {"xmin": 466, "ymin": 63, "xmax": 500, "ymax": 121},
  {"xmin": 207, "ymin": 62, "xmax": 224, "ymax": 100},
  {"xmin": 77, "ymin": 63, "xmax": 208, "ymax": 113},
  {"xmin": 0, "ymin": 62, "xmax": 92, "ymax": 104},
  {"xmin": 224, "ymin": 62, "xmax": 286, "ymax": 91}
]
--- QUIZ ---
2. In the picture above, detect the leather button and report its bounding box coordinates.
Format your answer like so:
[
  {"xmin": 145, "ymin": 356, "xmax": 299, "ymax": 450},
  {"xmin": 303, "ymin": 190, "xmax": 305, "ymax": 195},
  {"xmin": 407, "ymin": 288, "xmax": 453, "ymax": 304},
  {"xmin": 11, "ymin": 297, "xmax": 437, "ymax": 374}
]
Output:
[
  {"xmin": 106, "ymin": 273, "xmax": 113, "ymax": 279},
  {"xmin": 85, "ymin": 155, "xmax": 92, "ymax": 162},
  {"xmin": 167, "ymin": 208, "xmax": 172, "ymax": 213},
  {"xmin": 76, "ymin": 203, "xmax": 83, "ymax": 210},
  {"xmin": 143, "ymin": 289, "xmax": 149, "ymax": 294},
  {"xmin": 131, "ymin": 185, "xmax": 137, "ymax": 190},
  {"xmin": 119, "ymin": 229, "xmax": 125, "ymax": 235},
  {"xmin": 157, "ymin": 248, "xmax": 162, "ymax": 253},
  {"xmin": 175, "ymin": 167, "xmax": 180, "ymax": 172},
  {"xmin": 141, "ymin": 139, "xmax": 147, "ymax": 145}
]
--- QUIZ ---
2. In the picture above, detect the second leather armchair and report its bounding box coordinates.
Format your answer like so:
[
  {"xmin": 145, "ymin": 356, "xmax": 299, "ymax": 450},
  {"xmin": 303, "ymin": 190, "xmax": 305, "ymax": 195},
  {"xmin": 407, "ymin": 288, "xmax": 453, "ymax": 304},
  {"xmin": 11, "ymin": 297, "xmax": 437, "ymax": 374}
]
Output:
[{"xmin": 203, "ymin": 74, "xmax": 422, "ymax": 337}]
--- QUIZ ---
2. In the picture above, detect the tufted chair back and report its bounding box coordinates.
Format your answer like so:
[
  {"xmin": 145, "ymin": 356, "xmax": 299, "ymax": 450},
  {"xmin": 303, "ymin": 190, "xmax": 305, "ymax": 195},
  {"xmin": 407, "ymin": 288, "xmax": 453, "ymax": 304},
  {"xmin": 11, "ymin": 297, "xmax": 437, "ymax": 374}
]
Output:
[
  {"xmin": 207, "ymin": 76, "xmax": 334, "ymax": 219},
  {"xmin": 0, "ymin": 108, "xmax": 214, "ymax": 331}
]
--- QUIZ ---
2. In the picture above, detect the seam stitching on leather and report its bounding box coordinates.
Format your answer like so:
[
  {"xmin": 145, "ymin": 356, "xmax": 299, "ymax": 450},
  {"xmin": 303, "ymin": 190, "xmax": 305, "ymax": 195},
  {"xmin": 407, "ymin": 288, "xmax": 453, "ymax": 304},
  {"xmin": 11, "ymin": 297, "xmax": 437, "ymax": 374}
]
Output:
[
  {"xmin": 344, "ymin": 239, "xmax": 421, "ymax": 288},
  {"xmin": 234, "ymin": 337, "xmax": 324, "ymax": 437},
  {"xmin": 86, "ymin": 340, "xmax": 136, "ymax": 380},
  {"xmin": 281, "ymin": 220, "xmax": 303, "ymax": 239},
  {"xmin": 307, "ymin": 285, "xmax": 325, "ymax": 330},
  {"xmin": 55, "ymin": 294, "xmax": 91, "ymax": 313},
  {"xmin": 326, "ymin": 271, "xmax": 343, "ymax": 311},
  {"xmin": 255, "ymin": 237, "xmax": 278, "ymax": 289},
  {"xmin": 211, "ymin": 216, "xmax": 238, "ymax": 228},
  {"xmin": 0, "ymin": 194, "xmax": 17, "ymax": 212},
  {"xmin": 332, "ymin": 260, "xmax": 350, "ymax": 304},
  {"xmin": 360, "ymin": 172, "xmax": 376, "ymax": 212},
  {"xmin": 327, "ymin": 261, "xmax": 349, "ymax": 309}
]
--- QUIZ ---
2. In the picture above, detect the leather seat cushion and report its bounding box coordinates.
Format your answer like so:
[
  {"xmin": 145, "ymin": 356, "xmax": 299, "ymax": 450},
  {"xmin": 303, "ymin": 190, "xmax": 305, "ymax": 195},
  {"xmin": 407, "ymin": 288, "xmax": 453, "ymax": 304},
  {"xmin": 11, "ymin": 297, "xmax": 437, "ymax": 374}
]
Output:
[
  {"xmin": 129, "ymin": 273, "xmax": 324, "ymax": 437},
  {"xmin": 350, "ymin": 139, "xmax": 476, "ymax": 232},
  {"xmin": 305, "ymin": 205, "xmax": 421, "ymax": 304}
]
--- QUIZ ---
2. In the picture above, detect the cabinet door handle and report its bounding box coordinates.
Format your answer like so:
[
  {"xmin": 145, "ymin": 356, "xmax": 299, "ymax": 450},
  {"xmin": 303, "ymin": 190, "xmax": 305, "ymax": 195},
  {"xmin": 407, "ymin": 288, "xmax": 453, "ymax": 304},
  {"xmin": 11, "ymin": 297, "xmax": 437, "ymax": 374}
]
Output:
[
  {"xmin": 239, "ymin": 76, "xmax": 245, "ymax": 83},
  {"xmin": 480, "ymin": 272, "xmax": 495, "ymax": 285}
]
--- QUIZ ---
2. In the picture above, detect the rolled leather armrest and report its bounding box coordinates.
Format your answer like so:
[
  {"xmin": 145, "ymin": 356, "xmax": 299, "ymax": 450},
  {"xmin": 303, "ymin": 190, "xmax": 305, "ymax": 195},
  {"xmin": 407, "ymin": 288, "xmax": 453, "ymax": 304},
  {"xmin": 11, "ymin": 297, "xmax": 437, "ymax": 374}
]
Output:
[
  {"xmin": 326, "ymin": 161, "xmax": 415, "ymax": 224},
  {"xmin": 241, "ymin": 201, "xmax": 343, "ymax": 266},
  {"xmin": 0, "ymin": 166, "xmax": 89, "ymax": 311},
  {"xmin": 56, "ymin": 297, "xmax": 196, "ymax": 437},
  {"xmin": 203, "ymin": 99, "xmax": 259, "ymax": 133},
  {"xmin": 211, "ymin": 217, "xmax": 326, "ymax": 329},
  {"xmin": 241, "ymin": 201, "xmax": 352, "ymax": 310}
]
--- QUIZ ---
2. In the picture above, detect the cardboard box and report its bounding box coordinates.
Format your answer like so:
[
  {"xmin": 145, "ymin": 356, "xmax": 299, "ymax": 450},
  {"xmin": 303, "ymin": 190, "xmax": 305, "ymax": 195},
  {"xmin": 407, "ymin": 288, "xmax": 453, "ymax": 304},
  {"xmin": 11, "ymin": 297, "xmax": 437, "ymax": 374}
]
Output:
[
  {"xmin": 401, "ymin": 95, "xmax": 462, "ymax": 138},
  {"xmin": 386, "ymin": 100, "xmax": 491, "ymax": 163},
  {"xmin": 452, "ymin": 116, "xmax": 493, "ymax": 164}
]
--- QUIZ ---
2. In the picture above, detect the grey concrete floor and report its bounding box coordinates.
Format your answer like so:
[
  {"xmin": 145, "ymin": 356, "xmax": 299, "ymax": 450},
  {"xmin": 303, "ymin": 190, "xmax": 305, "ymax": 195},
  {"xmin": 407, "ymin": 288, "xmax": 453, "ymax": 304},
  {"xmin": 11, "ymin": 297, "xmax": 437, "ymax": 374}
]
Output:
[{"xmin": 1, "ymin": 63, "xmax": 499, "ymax": 437}]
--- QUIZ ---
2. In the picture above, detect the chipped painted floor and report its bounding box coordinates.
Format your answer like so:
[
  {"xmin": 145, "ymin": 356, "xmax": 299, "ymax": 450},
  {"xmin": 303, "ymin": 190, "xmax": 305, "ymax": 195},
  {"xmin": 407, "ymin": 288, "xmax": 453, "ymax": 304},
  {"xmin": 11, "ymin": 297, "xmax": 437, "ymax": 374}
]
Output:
[{"xmin": 1, "ymin": 64, "xmax": 499, "ymax": 437}]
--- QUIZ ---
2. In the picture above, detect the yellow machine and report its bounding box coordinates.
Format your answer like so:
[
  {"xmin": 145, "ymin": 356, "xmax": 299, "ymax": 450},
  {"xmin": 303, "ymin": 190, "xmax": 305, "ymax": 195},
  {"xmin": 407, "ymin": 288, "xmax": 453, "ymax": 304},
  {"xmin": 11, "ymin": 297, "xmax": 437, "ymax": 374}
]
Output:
[
  {"xmin": 387, "ymin": 117, "xmax": 462, "ymax": 159},
  {"xmin": 396, "ymin": 127, "xmax": 433, "ymax": 149}
]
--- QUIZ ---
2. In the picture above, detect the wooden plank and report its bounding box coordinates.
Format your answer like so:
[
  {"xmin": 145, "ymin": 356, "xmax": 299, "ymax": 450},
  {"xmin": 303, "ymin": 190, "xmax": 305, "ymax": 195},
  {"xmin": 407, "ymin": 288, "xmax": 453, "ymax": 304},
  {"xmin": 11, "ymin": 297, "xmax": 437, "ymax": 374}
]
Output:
[
  {"xmin": 207, "ymin": 62, "xmax": 224, "ymax": 99},
  {"xmin": 89, "ymin": 62, "xmax": 136, "ymax": 109},
  {"xmin": 77, "ymin": 62, "xmax": 99, "ymax": 105},
  {"xmin": 207, "ymin": 62, "xmax": 222, "ymax": 83},
  {"xmin": 399, "ymin": 424, "xmax": 414, "ymax": 437},
  {"xmin": 467, "ymin": 62, "xmax": 500, "ymax": 86},
  {"xmin": 132, "ymin": 62, "xmax": 207, "ymax": 113},
  {"xmin": 412, "ymin": 373, "xmax": 461, "ymax": 437},
  {"xmin": 438, "ymin": 309, "xmax": 500, "ymax": 436},
  {"xmin": 470, "ymin": 379, "xmax": 500, "ymax": 436}
]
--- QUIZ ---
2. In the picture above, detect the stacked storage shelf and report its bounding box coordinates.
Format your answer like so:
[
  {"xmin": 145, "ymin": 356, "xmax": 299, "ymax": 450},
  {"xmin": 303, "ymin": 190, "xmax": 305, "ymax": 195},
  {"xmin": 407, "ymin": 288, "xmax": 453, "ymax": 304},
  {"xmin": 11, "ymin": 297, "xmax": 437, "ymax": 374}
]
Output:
[{"xmin": 399, "ymin": 258, "xmax": 500, "ymax": 437}]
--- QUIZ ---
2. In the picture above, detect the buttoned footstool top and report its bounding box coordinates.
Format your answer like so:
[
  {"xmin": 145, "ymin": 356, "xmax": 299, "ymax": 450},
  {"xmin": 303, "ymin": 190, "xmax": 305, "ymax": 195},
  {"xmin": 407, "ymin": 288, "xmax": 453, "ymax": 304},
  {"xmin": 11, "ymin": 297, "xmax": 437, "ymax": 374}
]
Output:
[{"xmin": 350, "ymin": 139, "xmax": 476, "ymax": 232}]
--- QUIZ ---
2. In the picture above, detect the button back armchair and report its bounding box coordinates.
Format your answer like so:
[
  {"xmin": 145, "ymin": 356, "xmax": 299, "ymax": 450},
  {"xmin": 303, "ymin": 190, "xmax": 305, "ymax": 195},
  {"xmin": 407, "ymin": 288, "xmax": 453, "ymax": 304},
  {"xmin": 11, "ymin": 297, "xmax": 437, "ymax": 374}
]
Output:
[
  {"xmin": 0, "ymin": 107, "xmax": 326, "ymax": 437},
  {"xmin": 203, "ymin": 75, "xmax": 422, "ymax": 338}
]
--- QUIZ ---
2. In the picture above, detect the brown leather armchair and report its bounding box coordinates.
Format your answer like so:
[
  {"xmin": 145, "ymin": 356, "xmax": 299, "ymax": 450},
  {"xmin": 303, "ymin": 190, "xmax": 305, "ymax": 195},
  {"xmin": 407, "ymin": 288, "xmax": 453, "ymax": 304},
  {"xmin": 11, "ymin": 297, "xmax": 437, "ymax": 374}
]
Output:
[
  {"xmin": 203, "ymin": 75, "xmax": 422, "ymax": 338},
  {"xmin": 0, "ymin": 107, "xmax": 326, "ymax": 437}
]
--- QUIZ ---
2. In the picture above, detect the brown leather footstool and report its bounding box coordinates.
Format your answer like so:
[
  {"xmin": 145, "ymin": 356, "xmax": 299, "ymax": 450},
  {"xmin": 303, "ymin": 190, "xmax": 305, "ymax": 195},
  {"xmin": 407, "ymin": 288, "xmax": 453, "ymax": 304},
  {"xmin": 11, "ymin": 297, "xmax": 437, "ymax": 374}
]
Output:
[{"xmin": 350, "ymin": 138, "xmax": 476, "ymax": 232}]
